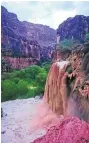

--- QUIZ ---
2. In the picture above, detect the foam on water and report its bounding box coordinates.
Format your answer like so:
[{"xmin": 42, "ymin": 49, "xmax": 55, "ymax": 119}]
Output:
[{"xmin": 56, "ymin": 61, "xmax": 69, "ymax": 69}]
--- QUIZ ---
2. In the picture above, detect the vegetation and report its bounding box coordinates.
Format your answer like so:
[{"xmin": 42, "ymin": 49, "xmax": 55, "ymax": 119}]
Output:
[
  {"xmin": 1, "ymin": 80, "xmax": 18, "ymax": 101},
  {"xmin": 56, "ymin": 39, "xmax": 80, "ymax": 50},
  {"xmin": 2, "ymin": 35, "xmax": 88, "ymax": 102},
  {"xmin": 85, "ymin": 33, "xmax": 89, "ymax": 42},
  {"xmin": 1, "ymin": 63, "xmax": 51, "ymax": 102},
  {"xmin": 41, "ymin": 62, "xmax": 51, "ymax": 72}
]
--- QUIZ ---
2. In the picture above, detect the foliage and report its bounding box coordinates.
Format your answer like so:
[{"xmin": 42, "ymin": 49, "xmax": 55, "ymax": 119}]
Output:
[
  {"xmin": 16, "ymin": 70, "xmax": 26, "ymax": 78},
  {"xmin": 24, "ymin": 65, "xmax": 43, "ymax": 79},
  {"xmin": 56, "ymin": 39, "xmax": 80, "ymax": 50},
  {"xmin": 36, "ymin": 72, "xmax": 47, "ymax": 85},
  {"xmin": 26, "ymin": 87, "xmax": 40, "ymax": 98},
  {"xmin": 12, "ymin": 77, "xmax": 20, "ymax": 84},
  {"xmin": 1, "ymin": 80, "xmax": 18, "ymax": 102},
  {"xmin": 1, "ymin": 64, "xmax": 49, "ymax": 102},
  {"xmin": 1, "ymin": 71, "xmax": 18, "ymax": 80},
  {"xmin": 42, "ymin": 62, "xmax": 51, "ymax": 72},
  {"xmin": 36, "ymin": 85, "xmax": 44, "ymax": 94},
  {"xmin": 85, "ymin": 33, "xmax": 89, "ymax": 42},
  {"xmin": 17, "ymin": 80, "xmax": 28, "ymax": 95}
]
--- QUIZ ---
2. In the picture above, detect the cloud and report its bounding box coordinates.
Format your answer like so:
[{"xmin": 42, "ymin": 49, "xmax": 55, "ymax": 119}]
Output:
[
  {"xmin": 74, "ymin": 1, "xmax": 89, "ymax": 16},
  {"xmin": 28, "ymin": 9, "xmax": 76, "ymax": 29},
  {"xmin": 1, "ymin": 1, "xmax": 89, "ymax": 29}
]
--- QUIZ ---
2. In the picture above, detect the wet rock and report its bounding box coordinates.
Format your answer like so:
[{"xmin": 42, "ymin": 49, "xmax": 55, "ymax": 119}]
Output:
[
  {"xmin": 35, "ymin": 96, "xmax": 40, "ymax": 100},
  {"xmin": 1, "ymin": 131, "xmax": 6, "ymax": 134},
  {"xmin": 1, "ymin": 108, "xmax": 7, "ymax": 118}
]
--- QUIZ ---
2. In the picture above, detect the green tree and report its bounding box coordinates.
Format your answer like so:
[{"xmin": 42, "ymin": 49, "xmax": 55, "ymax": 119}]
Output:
[
  {"xmin": 12, "ymin": 77, "xmax": 20, "ymax": 84},
  {"xmin": 26, "ymin": 87, "xmax": 40, "ymax": 98},
  {"xmin": 16, "ymin": 70, "xmax": 26, "ymax": 78},
  {"xmin": 1, "ymin": 80, "xmax": 18, "ymax": 101},
  {"xmin": 42, "ymin": 63, "xmax": 51, "ymax": 72},
  {"xmin": 1, "ymin": 64, "xmax": 49, "ymax": 101},
  {"xmin": 17, "ymin": 80, "xmax": 28, "ymax": 95},
  {"xmin": 85, "ymin": 33, "xmax": 89, "ymax": 42},
  {"xmin": 57, "ymin": 39, "xmax": 80, "ymax": 50},
  {"xmin": 36, "ymin": 72, "xmax": 47, "ymax": 85},
  {"xmin": 25, "ymin": 65, "xmax": 43, "ymax": 79}
]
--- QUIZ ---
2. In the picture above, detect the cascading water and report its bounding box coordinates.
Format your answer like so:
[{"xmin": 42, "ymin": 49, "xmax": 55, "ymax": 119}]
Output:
[{"xmin": 29, "ymin": 61, "xmax": 69, "ymax": 133}]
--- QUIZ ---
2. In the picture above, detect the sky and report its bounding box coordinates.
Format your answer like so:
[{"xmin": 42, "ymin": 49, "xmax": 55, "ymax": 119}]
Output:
[{"xmin": 1, "ymin": 1, "xmax": 89, "ymax": 29}]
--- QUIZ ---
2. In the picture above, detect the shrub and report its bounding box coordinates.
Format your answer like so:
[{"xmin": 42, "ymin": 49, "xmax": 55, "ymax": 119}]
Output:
[
  {"xmin": 1, "ymin": 71, "xmax": 19, "ymax": 80},
  {"xmin": 85, "ymin": 33, "xmax": 89, "ymax": 42},
  {"xmin": 7, "ymin": 71, "xmax": 19, "ymax": 78},
  {"xmin": 26, "ymin": 85, "xmax": 43, "ymax": 98},
  {"xmin": 26, "ymin": 88, "xmax": 37, "ymax": 98},
  {"xmin": 1, "ymin": 65, "xmax": 48, "ymax": 101},
  {"xmin": 36, "ymin": 72, "xmax": 47, "ymax": 85},
  {"xmin": 17, "ymin": 80, "xmax": 28, "ymax": 95},
  {"xmin": 12, "ymin": 77, "xmax": 20, "ymax": 84},
  {"xmin": 42, "ymin": 63, "xmax": 51, "ymax": 72},
  {"xmin": 1, "ymin": 80, "xmax": 18, "ymax": 102},
  {"xmin": 57, "ymin": 39, "xmax": 80, "ymax": 50},
  {"xmin": 27, "ymin": 81, "xmax": 37, "ymax": 88},
  {"xmin": 1, "ymin": 73, "xmax": 11, "ymax": 80},
  {"xmin": 16, "ymin": 70, "xmax": 26, "ymax": 78},
  {"xmin": 24, "ymin": 77, "xmax": 33, "ymax": 83},
  {"xmin": 25, "ymin": 65, "xmax": 42, "ymax": 79},
  {"xmin": 22, "ymin": 73, "xmax": 32, "ymax": 80}
]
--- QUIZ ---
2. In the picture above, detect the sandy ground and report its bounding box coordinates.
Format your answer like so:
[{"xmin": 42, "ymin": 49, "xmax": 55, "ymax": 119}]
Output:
[{"xmin": 1, "ymin": 98, "xmax": 46, "ymax": 143}]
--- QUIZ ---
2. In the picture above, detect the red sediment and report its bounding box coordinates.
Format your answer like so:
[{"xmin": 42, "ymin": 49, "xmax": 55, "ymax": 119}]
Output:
[{"xmin": 32, "ymin": 117, "xmax": 89, "ymax": 143}]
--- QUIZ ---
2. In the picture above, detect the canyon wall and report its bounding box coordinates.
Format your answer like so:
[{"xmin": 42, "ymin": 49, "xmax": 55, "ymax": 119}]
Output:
[
  {"xmin": 1, "ymin": 6, "xmax": 56, "ymax": 70},
  {"xmin": 57, "ymin": 15, "xmax": 89, "ymax": 42}
]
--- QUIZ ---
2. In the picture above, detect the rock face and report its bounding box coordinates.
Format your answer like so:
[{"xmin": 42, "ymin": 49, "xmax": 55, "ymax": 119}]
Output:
[
  {"xmin": 32, "ymin": 44, "xmax": 89, "ymax": 143},
  {"xmin": 2, "ymin": 56, "xmax": 38, "ymax": 70},
  {"xmin": 1, "ymin": 6, "xmax": 56, "ymax": 70},
  {"xmin": 23, "ymin": 21, "xmax": 56, "ymax": 47},
  {"xmin": 2, "ymin": 6, "xmax": 89, "ymax": 70},
  {"xmin": 1, "ymin": 6, "xmax": 56, "ymax": 48},
  {"xmin": 57, "ymin": 15, "xmax": 89, "ymax": 42}
]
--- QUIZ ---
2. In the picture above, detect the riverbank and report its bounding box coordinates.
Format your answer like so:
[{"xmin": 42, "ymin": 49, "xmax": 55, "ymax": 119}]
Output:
[{"xmin": 1, "ymin": 98, "xmax": 46, "ymax": 143}]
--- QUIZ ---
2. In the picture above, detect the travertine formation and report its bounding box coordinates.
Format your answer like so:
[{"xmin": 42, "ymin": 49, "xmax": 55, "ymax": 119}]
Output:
[
  {"xmin": 32, "ymin": 45, "xmax": 89, "ymax": 143},
  {"xmin": 1, "ymin": 5, "xmax": 89, "ymax": 143},
  {"xmin": 44, "ymin": 61, "xmax": 69, "ymax": 116},
  {"xmin": 33, "ymin": 117, "xmax": 89, "ymax": 143},
  {"xmin": 1, "ymin": 46, "xmax": 89, "ymax": 143}
]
